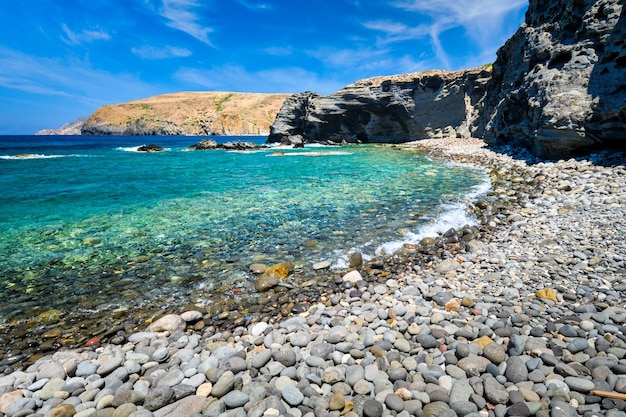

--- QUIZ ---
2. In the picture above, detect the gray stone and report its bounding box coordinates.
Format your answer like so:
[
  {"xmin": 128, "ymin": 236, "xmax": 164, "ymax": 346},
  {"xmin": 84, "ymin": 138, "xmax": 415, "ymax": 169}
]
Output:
[
  {"xmin": 484, "ymin": 377, "xmax": 509, "ymax": 404},
  {"xmin": 505, "ymin": 356, "xmax": 529, "ymax": 383},
  {"xmin": 144, "ymin": 387, "xmax": 175, "ymax": 411},
  {"xmin": 282, "ymin": 384, "xmax": 304, "ymax": 406},
  {"xmin": 451, "ymin": 400, "xmax": 478, "ymax": 417},
  {"xmin": 274, "ymin": 348, "xmax": 297, "ymax": 367},
  {"xmin": 251, "ymin": 349, "xmax": 272, "ymax": 369},
  {"xmin": 566, "ymin": 338, "xmax": 590, "ymax": 354},
  {"xmin": 363, "ymin": 399, "xmax": 384, "ymax": 417},
  {"xmin": 564, "ymin": 376, "xmax": 595, "ymax": 392},
  {"xmin": 449, "ymin": 379, "xmax": 473, "ymax": 403},
  {"xmin": 483, "ymin": 342, "xmax": 507, "ymax": 365},
  {"xmin": 423, "ymin": 401, "xmax": 454, "ymax": 417},
  {"xmin": 222, "ymin": 390, "xmax": 249, "ymax": 408},
  {"xmin": 211, "ymin": 371, "xmax": 235, "ymax": 398}
]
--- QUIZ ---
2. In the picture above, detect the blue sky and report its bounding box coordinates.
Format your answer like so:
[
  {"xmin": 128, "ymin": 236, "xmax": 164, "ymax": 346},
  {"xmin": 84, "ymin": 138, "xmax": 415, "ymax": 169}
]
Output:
[{"xmin": 0, "ymin": 0, "xmax": 528, "ymax": 134}]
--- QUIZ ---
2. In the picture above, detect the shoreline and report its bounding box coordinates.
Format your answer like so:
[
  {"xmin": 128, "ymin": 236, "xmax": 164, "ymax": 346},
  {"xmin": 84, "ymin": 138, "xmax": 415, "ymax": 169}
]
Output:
[{"xmin": 1, "ymin": 138, "xmax": 625, "ymax": 417}]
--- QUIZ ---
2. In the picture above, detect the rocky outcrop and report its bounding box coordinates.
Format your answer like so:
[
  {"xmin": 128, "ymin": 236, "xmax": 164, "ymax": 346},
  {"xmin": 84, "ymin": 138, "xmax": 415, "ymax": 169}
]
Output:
[
  {"xmin": 480, "ymin": 0, "xmax": 625, "ymax": 157},
  {"xmin": 81, "ymin": 92, "xmax": 290, "ymax": 136},
  {"xmin": 268, "ymin": 68, "xmax": 491, "ymax": 145},
  {"xmin": 268, "ymin": 0, "xmax": 625, "ymax": 158},
  {"xmin": 35, "ymin": 118, "xmax": 86, "ymax": 135},
  {"xmin": 188, "ymin": 139, "xmax": 267, "ymax": 150}
]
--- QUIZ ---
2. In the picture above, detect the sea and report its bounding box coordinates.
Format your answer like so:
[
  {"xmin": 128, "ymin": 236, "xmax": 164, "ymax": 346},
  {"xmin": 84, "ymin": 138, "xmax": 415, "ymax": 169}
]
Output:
[{"xmin": 0, "ymin": 135, "xmax": 488, "ymax": 351}]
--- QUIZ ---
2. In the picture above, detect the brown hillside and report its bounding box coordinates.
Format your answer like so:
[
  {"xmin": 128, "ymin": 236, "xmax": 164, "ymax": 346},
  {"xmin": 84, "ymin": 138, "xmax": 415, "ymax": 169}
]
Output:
[{"xmin": 81, "ymin": 91, "xmax": 291, "ymax": 136}]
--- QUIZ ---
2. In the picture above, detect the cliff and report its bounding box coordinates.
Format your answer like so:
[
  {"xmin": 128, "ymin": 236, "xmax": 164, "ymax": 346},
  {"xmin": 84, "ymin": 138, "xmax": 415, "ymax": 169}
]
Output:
[
  {"xmin": 268, "ymin": 0, "xmax": 625, "ymax": 158},
  {"xmin": 81, "ymin": 92, "xmax": 290, "ymax": 136},
  {"xmin": 35, "ymin": 118, "xmax": 86, "ymax": 135},
  {"xmin": 268, "ymin": 68, "xmax": 491, "ymax": 146},
  {"xmin": 480, "ymin": 0, "xmax": 625, "ymax": 157}
]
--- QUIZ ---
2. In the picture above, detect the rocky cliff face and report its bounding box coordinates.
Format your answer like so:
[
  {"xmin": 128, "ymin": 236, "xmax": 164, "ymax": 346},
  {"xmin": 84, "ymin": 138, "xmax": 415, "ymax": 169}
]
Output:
[
  {"xmin": 269, "ymin": 0, "xmax": 625, "ymax": 157},
  {"xmin": 268, "ymin": 68, "xmax": 491, "ymax": 145},
  {"xmin": 81, "ymin": 92, "xmax": 290, "ymax": 136},
  {"xmin": 480, "ymin": 0, "xmax": 625, "ymax": 157}
]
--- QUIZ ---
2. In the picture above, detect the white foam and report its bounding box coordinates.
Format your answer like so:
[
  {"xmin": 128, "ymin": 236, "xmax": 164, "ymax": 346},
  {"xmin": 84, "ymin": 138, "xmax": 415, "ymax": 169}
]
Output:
[
  {"xmin": 115, "ymin": 146, "xmax": 171, "ymax": 152},
  {"xmin": 267, "ymin": 151, "xmax": 352, "ymax": 157},
  {"xmin": 330, "ymin": 174, "xmax": 492, "ymax": 268},
  {"xmin": 115, "ymin": 146, "xmax": 143, "ymax": 152},
  {"xmin": 0, "ymin": 154, "xmax": 75, "ymax": 160}
]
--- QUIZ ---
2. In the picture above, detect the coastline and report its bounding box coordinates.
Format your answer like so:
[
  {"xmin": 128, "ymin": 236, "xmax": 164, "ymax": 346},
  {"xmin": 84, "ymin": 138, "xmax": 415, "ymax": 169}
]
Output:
[{"xmin": 1, "ymin": 138, "xmax": 625, "ymax": 417}]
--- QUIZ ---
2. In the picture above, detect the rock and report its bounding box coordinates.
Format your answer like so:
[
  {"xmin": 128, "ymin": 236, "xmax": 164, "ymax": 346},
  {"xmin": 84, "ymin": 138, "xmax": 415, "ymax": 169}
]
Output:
[
  {"xmin": 313, "ymin": 261, "xmax": 331, "ymax": 270},
  {"xmin": 342, "ymin": 270, "xmax": 362, "ymax": 284},
  {"xmin": 458, "ymin": 356, "xmax": 491, "ymax": 373},
  {"xmin": 189, "ymin": 139, "xmax": 219, "ymax": 150},
  {"xmin": 152, "ymin": 395, "xmax": 207, "ymax": 417},
  {"xmin": 4, "ymin": 398, "xmax": 37, "ymax": 416},
  {"xmin": 211, "ymin": 371, "xmax": 235, "ymax": 398},
  {"xmin": 437, "ymin": 259, "xmax": 461, "ymax": 274},
  {"xmin": 362, "ymin": 399, "xmax": 384, "ymax": 417},
  {"xmin": 263, "ymin": 262, "xmax": 294, "ymax": 279},
  {"xmin": 144, "ymin": 387, "xmax": 175, "ymax": 411},
  {"xmin": 480, "ymin": 0, "xmax": 626, "ymax": 157},
  {"xmin": 282, "ymin": 384, "xmax": 304, "ymax": 406},
  {"xmin": 254, "ymin": 275, "xmax": 279, "ymax": 292},
  {"xmin": 535, "ymin": 288, "xmax": 558, "ymax": 302},
  {"xmin": 268, "ymin": 68, "xmax": 491, "ymax": 146},
  {"xmin": 330, "ymin": 392, "xmax": 346, "ymax": 411},
  {"xmin": 483, "ymin": 342, "xmax": 507, "ymax": 364},
  {"xmin": 505, "ymin": 356, "xmax": 529, "ymax": 383},
  {"xmin": 484, "ymin": 377, "xmax": 509, "ymax": 404},
  {"xmin": 145, "ymin": 314, "xmax": 186, "ymax": 336},
  {"xmin": 180, "ymin": 310, "xmax": 203, "ymax": 322},
  {"xmin": 50, "ymin": 404, "xmax": 76, "ymax": 417},
  {"xmin": 564, "ymin": 376, "xmax": 595, "ymax": 392},
  {"xmin": 137, "ymin": 144, "xmax": 164, "ymax": 152},
  {"xmin": 349, "ymin": 251, "xmax": 363, "ymax": 268},
  {"xmin": 384, "ymin": 394, "xmax": 404, "ymax": 412},
  {"xmin": 423, "ymin": 401, "xmax": 453, "ymax": 417},
  {"xmin": 222, "ymin": 390, "xmax": 249, "ymax": 408}
]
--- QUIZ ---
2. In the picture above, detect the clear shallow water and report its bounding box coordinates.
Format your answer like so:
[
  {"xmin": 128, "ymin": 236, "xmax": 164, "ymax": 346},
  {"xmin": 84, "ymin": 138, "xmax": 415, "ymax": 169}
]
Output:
[{"xmin": 0, "ymin": 135, "xmax": 486, "ymax": 338}]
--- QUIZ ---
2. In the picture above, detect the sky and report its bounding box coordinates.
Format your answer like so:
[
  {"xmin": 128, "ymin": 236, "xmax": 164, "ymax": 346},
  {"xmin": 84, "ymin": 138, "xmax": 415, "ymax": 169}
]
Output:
[{"xmin": 0, "ymin": 0, "xmax": 528, "ymax": 134}]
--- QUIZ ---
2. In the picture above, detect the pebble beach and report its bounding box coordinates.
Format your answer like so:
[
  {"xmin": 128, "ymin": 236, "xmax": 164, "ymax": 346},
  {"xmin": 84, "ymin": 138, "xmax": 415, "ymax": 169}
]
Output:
[{"xmin": 1, "ymin": 138, "xmax": 625, "ymax": 417}]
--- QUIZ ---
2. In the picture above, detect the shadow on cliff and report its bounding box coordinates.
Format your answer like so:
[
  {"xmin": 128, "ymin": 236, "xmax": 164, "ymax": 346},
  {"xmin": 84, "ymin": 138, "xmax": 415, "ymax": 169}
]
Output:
[{"xmin": 586, "ymin": 5, "xmax": 626, "ymax": 158}]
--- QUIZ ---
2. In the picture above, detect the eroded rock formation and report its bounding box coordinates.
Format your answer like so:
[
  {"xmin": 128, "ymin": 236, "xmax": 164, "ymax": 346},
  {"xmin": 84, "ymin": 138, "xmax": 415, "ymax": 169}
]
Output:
[
  {"xmin": 268, "ymin": 68, "xmax": 491, "ymax": 145},
  {"xmin": 481, "ymin": 0, "xmax": 625, "ymax": 157}
]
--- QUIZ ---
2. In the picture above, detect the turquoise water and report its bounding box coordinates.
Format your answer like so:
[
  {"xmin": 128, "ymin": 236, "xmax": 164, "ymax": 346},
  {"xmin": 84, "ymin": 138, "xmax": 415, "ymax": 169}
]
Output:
[{"xmin": 0, "ymin": 136, "xmax": 486, "ymax": 346}]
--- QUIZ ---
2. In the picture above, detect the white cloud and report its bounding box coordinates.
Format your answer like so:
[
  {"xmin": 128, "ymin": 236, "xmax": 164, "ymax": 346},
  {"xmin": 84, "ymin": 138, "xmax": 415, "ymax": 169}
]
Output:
[
  {"xmin": 157, "ymin": 0, "xmax": 214, "ymax": 46},
  {"xmin": 367, "ymin": 0, "xmax": 527, "ymax": 68},
  {"xmin": 131, "ymin": 45, "xmax": 192, "ymax": 59},
  {"xmin": 61, "ymin": 23, "xmax": 111, "ymax": 45},
  {"xmin": 0, "ymin": 47, "xmax": 160, "ymax": 106},
  {"xmin": 237, "ymin": 1, "xmax": 272, "ymax": 11},
  {"xmin": 174, "ymin": 65, "xmax": 343, "ymax": 95},
  {"xmin": 264, "ymin": 46, "xmax": 293, "ymax": 56}
]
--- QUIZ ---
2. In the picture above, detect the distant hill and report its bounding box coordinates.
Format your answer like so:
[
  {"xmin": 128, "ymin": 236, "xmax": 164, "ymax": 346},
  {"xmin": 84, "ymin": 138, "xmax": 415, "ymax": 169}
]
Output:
[
  {"xmin": 80, "ymin": 91, "xmax": 291, "ymax": 136},
  {"xmin": 36, "ymin": 118, "xmax": 86, "ymax": 135}
]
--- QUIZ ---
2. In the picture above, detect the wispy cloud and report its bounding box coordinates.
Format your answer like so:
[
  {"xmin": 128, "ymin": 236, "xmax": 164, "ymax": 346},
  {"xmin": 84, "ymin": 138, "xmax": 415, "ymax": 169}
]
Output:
[
  {"xmin": 367, "ymin": 0, "xmax": 527, "ymax": 68},
  {"xmin": 61, "ymin": 23, "xmax": 111, "ymax": 45},
  {"xmin": 307, "ymin": 46, "xmax": 425, "ymax": 76},
  {"xmin": 131, "ymin": 45, "xmax": 192, "ymax": 59},
  {"xmin": 174, "ymin": 65, "xmax": 343, "ymax": 95},
  {"xmin": 237, "ymin": 0, "xmax": 272, "ymax": 11},
  {"xmin": 264, "ymin": 46, "xmax": 293, "ymax": 56},
  {"xmin": 0, "ymin": 47, "xmax": 159, "ymax": 105},
  {"xmin": 156, "ymin": 0, "xmax": 214, "ymax": 46}
]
